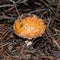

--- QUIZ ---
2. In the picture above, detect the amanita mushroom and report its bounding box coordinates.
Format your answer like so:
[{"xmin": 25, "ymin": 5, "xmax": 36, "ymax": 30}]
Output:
[{"xmin": 13, "ymin": 14, "xmax": 46, "ymax": 46}]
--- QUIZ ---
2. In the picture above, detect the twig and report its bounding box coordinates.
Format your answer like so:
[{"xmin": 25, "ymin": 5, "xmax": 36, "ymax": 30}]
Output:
[
  {"xmin": 38, "ymin": 55, "xmax": 57, "ymax": 60},
  {"xmin": 0, "ymin": 4, "xmax": 14, "ymax": 8},
  {"xmin": 0, "ymin": 16, "xmax": 16, "ymax": 20},
  {"xmin": 4, "ymin": 6, "xmax": 14, "ymax": 13},
  {"xmin": 40, "ymin": 0, "xmax": 56, "ymax": 14},
  {"xmin": 46, "ymin": 28, "xmax": 60, "ymax": 49},
  {"xmin": 55, "ymin": 0, "xmax": 60, "ymax": 17},
  {"xmin": 53, "ymin": 28, "xmax": 60, "ymax": 33},
  {"xmin": 10, "ymin": 0, "xmax": 20, "ymax": 17},
  {"xmin": 16, "ymin": 0, "xmax": 28, "ymax": 3},
  {"xmin": 2, "ymin": 27, "xmax": 12, "ymax": 40},
  {"xmin": 41, "ymin": 11, "xmax": 47, "ymax": 18},
  {"xmin": 29, "ymin": 9, "xmax": 48, "ymax": 13}
]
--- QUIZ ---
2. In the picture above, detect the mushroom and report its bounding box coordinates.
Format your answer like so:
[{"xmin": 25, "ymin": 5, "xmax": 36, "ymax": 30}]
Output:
[{"xmin": 13, "ymin": 14, "xmax": 46, "ymax": 46}]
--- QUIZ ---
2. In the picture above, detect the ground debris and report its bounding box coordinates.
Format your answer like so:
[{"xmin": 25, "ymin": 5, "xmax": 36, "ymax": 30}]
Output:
[{"xmin": 0, "ymin": 0, "xmax": 60, "ymax": 60}]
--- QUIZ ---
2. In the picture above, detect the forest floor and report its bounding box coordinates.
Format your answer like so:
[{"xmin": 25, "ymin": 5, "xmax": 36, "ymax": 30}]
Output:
[{"xmin": 0, "ymin": 0, "xmax": 60, "ymax": 60}]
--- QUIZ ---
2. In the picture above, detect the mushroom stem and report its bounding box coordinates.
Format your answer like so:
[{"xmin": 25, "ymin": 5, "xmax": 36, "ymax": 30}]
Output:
[{"xmin": 25, "ymin": 40, "xmax": 32, "ymax": 47}]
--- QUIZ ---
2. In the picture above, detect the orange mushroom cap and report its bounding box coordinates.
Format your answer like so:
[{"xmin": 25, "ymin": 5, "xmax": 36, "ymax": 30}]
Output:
[{"xmin": 13, "ymin": 14, "xmax": 46, "ymax": 40}]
